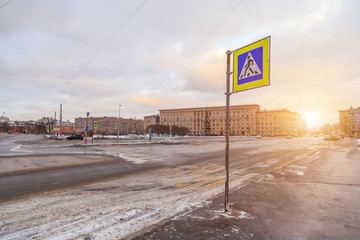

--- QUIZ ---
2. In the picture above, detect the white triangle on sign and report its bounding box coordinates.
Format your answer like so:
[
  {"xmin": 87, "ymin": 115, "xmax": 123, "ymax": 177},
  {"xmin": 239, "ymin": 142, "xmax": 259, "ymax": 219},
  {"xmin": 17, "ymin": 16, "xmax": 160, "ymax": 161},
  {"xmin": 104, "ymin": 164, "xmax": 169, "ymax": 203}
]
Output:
[{"xmin": 238, "ymin": 52, "xmax": 261, "ymax": 80}]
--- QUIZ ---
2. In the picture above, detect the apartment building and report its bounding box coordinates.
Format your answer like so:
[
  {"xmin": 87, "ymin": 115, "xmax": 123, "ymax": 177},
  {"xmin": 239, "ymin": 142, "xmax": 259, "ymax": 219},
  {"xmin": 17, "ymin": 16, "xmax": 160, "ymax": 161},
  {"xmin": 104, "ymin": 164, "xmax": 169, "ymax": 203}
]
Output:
[
  {"xmin": 54, "ymin": 121, "xmax": 75, "ymax": 134},
  {"xmin": 160, "ymin": 105, "xmax": 260, "ymax": 136},
  {"xmin": 75, "ymin": 117, "xmax": 144, "ymax": 135},
  {"xmin": 144, "ymin": 115, "xmax": 159, "ymax": 131},
  {"xmin": 0, "ymin": 116, "xmax": 10, "ymax": 121},
  {"xmin": 159, "ymin": 105, "xmax": 304, "ymax": 136},
  {"xmin": 256, "ymin": 109, "xmax": 305, "ymax": 136},
  {"xmin": 339, "ymin": 106, "xmax": 360, "ymax": 137}
]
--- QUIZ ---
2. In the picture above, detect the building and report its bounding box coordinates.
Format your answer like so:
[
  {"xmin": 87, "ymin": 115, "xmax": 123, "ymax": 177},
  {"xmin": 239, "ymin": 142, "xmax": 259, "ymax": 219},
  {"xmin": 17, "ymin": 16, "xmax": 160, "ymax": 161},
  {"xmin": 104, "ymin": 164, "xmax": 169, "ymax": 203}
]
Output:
[
  {"xmin": 0, "ymin": 116, "xmax": 10, "ymax": 121},
  {"xmin": 339, "ymin": 107, "xmax": 360, "ymax": 137},
  {"xmin": 160, "ymin": 104, "xmax": 260, "ymax": 136},
  {"xmin": 256, "ymin": 109, "xmax": 305, "ymax": 136},
  {"xmin": 54, "ymin": 121, "xmax": 75, "ymax": 135},
  {"xmin": 158, "ymin": 105, "xmax": 305, "ymax": 136},
  {"xmin": 75, "ymin": 117, "xmax": 144, "ymax": 135},
  {"xmin": 0, "ymin": 119, "xmax": 39, "ymax": 134},
  {"xmin": 144, "ymin": 115, "xmax": 159, "ymax": 132}
]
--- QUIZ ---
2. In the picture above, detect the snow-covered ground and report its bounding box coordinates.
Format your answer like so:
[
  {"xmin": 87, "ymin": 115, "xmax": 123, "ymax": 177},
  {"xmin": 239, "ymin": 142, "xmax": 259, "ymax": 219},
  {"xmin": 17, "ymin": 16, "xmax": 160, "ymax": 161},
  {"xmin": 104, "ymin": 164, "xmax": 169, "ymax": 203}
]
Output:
[
  {"xmin": 1, "ymin": 136, "xmax": 349, "ymax": 239},
  {"xmin": 0, "ymin": 160, "xmax": 256, "ymax": 239}
]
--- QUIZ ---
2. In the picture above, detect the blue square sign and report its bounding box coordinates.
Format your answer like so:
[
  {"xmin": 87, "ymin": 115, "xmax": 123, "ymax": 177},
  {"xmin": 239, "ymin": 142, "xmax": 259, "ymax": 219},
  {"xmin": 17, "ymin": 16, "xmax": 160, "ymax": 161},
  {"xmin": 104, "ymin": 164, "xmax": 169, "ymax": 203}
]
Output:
[
  {"xmin": 237, "ymin": 46, "xmax": 263, "ymax": 85},
  {"xmin": 232, "ymin": 36, "xmax": 270, "ymax": 92}
]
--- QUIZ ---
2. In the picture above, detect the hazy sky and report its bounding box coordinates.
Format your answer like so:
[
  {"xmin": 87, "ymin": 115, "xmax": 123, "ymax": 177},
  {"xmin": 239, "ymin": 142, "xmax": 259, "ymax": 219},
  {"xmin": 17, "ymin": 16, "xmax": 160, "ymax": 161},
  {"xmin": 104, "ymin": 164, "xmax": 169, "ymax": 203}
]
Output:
[{"xmin": 0, "ymin": 0, "xmax": 359, "ymax": 127}]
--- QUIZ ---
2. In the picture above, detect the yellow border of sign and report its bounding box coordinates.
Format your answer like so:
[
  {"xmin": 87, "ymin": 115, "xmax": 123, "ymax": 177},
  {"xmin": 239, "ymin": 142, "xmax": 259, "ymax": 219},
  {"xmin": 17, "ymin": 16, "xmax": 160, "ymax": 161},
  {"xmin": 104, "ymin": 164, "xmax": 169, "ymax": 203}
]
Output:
[{"xmin": 233, "ymin": 36, "xmax": 270, "ymax": 93}]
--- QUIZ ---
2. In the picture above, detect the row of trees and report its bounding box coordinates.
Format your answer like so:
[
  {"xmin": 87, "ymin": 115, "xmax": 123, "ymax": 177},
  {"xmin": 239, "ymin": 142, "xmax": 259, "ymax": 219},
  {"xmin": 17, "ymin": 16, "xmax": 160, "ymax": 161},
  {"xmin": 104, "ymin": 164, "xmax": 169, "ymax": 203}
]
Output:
[{"xmin": 146, "ymin": 124, "xmax": 190, "ymax": 136}]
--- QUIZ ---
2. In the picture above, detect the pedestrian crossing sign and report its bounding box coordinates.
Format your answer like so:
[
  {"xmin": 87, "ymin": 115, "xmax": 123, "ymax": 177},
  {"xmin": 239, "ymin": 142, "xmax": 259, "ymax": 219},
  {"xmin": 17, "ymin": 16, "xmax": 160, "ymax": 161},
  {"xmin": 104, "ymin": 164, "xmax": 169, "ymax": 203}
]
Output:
[{"xmin": 233, "ymin": 36, "xmax": 270, "ymax": 92}]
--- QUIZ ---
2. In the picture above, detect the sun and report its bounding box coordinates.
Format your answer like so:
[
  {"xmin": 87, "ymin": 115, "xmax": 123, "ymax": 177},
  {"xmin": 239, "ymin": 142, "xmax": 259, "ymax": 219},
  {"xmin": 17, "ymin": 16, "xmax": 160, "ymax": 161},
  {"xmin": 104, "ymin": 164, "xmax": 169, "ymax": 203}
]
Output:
[{"xmin": 303, "ymin": 112, "xmax": 320, "ymax": 128}]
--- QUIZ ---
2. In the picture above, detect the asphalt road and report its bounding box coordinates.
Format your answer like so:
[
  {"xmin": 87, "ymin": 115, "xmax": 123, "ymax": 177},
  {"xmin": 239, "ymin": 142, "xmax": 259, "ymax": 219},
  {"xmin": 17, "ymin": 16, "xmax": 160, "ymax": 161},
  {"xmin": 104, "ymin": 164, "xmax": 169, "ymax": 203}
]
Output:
[
  {"xmin": 0, "ymin": 158, "xmax": 156, "ymax": 201},
  {"xmin": 133, "ymin": 138, "xmax": 360, "ymax": 240},
  {"xmin": 0, "ymin": 135, "xmax": 323, "ymax": 202},
  {"xmin": 1, "ymin": 135, "xmax": 359, "ymax": 239}
]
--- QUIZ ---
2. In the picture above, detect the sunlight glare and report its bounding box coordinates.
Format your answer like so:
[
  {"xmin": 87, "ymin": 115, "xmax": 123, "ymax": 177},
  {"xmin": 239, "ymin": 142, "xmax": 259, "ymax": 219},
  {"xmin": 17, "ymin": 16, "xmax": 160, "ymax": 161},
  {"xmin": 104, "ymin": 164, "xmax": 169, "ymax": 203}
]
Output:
[{"xmin": 303, "ymin": 112, "xmax": 320, "ymax": 128}]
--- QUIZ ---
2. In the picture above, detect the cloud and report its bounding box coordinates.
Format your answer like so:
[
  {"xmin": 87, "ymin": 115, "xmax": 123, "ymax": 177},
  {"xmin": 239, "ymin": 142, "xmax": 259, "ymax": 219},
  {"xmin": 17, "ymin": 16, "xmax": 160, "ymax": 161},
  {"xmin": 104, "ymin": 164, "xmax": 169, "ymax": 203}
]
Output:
[{"xmin": 0, "ymin": 0, "xmax": 359, "ymax": 124}]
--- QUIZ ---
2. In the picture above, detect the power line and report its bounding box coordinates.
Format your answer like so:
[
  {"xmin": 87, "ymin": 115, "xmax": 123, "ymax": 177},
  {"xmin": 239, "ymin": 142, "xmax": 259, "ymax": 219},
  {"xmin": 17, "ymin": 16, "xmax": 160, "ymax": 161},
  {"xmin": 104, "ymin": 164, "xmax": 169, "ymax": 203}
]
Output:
[
  {"xmin": 188, "ymin": 0, "xmax": 242, "ymax": 61},
  {"xmin": 69, "ymin": 0, "xmax": 148, "ymax": 81},
  {"xmin": 174, "ymin": 0, "xmax": 243, "ymax": 73},
  {"xmin": 0, "ymin": 0, "xmax": 12, "ymax": 11}
]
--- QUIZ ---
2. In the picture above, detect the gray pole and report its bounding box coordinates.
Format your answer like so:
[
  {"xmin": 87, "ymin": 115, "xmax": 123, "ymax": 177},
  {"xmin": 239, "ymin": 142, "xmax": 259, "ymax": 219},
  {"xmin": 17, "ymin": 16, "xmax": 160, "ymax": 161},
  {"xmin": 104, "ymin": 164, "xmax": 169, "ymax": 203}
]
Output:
[
  {"xmin": 225, "ymin": 50, "xmax": 232, "ymax": 212},
  {"xmin": 170, "ymin": 120, "xmax": 172, "ymax": 137},
  {"xmin": 117, "ymin": 105, "xmax": 121, "ymax": 143},
  {"xmin": 85, "ymin": 112, "xmax": 90, "ymax": 144},
  {"xmin": 54, "ymin": 111, "xmax": 56, "ymax": 135},
  {"xmin": 60, "ymin": 104, "xmax": 62, "ymax": 137},
  {"xmin": 92, "ymin": 119, "xmax": 94, "ymax": 145}
]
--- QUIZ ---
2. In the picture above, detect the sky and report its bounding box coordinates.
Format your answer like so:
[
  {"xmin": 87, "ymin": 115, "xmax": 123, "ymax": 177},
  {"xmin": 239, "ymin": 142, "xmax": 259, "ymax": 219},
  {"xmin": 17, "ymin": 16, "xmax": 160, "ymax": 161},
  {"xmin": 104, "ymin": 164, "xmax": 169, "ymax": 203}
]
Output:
[{"xmin": 0, "ymin": 0, "xmax": 359, "ymax": 127}]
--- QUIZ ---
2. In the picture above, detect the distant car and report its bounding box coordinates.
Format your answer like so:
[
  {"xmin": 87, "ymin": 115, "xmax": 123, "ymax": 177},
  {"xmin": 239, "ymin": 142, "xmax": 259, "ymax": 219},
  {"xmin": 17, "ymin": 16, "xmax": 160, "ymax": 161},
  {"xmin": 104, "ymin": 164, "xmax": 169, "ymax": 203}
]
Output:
[
  {"xmin": 256, "ymin": 135, "xmax": 262, "ymax": 139},
  {"xmin": 287, "ymin": 135, "xmax": 292, "ymax": 139},
  {"xmin": 66, "ymin": 134, "xmax": 84, "ymax": 140}
]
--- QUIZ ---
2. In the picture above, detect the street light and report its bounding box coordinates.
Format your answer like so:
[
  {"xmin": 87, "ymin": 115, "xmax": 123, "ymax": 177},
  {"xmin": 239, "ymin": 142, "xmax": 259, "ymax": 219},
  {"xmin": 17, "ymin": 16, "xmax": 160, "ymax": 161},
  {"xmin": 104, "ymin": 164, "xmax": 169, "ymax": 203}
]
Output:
[
  {"xmin": 85, "ymin": 112, "xmax": 90, "ymax": 144},
  {"xmin": 117, "ymin": 105, "xmax": 121, "ymax": 143}
]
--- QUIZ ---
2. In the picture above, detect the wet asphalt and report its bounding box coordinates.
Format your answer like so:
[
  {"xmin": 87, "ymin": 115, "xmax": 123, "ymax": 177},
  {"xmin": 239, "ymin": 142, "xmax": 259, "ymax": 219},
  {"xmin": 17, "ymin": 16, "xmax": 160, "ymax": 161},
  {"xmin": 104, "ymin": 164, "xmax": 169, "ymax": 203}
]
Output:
[{"xmin": 131, "ymin": 139, "xmax": 360, "ymax": 239}]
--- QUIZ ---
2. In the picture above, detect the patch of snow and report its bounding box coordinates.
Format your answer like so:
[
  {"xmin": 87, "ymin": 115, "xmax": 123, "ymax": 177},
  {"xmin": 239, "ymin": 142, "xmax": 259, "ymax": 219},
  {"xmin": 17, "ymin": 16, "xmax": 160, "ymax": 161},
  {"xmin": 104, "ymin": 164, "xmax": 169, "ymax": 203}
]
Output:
[
  {"xmin": 11, "ymin": 144, "xmax": 22, "ymax": 151},
  {"xmin": 294, "ymin": 170, "xmax": 305, "ymax": 176},
  {"xmin": 175, "ymin": 204, "xmax": 189, "ymax": 213},
  {"xmin": 292, "ymin": 165, "xmax": 307, "ymax": 169},
  {"xmin": 117, "ymin": 153, "xmax": 152, "ymax": 164},
  {"xmin": 237, "ymin": 210, "xmax": 251, "ymax": 219},
  {"xmin": 211, "ymin": 209, "xmax": 252, "ymax": 220},
  {"xmin": 265, "ymin": 174, "xmax": 274, "ymax": 179}
]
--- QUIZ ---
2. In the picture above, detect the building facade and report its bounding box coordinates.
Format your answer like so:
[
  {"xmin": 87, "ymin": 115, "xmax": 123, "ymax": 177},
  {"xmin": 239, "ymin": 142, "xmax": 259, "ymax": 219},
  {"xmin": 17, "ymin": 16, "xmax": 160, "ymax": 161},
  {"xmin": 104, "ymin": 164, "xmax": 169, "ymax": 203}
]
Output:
[
  {"xmin": 160, "ymin": 105, "xmax": 260, "ymax": 136},
  {"xmin": 144, "ymin": 115, "xmax": 159, "ymax": 132},
  {"xmin": 256, "ymin": 109, "xmax": 305, "ymax": 136},
  {"xmin": 75, "ymin": 117, "xmax": 144, "ymax": 135},
  {"xmin": 339, "ymin": 107, "xmax": 360, "ymax": 137},
  {"xmin": 159, "ymin": 105, "xmax": 304, "ymax": 136},
  {"xmin": 0, "ymin": 116, "xmax": 10, "ymax": 121},
  {"xmin": 54, "ymin": 121, "xmax": 75, "ymax": 135},
  {"xmin": 0, "ymin": 119, "xmax": 39, "ymax": 134}
]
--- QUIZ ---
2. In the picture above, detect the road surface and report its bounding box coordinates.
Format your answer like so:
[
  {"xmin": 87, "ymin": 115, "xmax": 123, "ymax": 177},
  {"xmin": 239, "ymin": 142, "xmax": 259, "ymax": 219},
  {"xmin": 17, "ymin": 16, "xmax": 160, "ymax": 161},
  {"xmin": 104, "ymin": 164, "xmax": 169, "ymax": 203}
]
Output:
[
  {"xmin": 0, "ymin": 135, "xmax": 359, "ymax": 239},
  {"xmin": 1, "ymin": 135, "xmax": 320, "ymax": 201}
]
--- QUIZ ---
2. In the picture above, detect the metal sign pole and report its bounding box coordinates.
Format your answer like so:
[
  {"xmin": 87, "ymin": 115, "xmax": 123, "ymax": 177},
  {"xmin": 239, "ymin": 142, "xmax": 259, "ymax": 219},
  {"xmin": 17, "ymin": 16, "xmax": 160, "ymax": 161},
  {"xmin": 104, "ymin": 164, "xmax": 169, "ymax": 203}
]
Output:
[
  {"xmin": 224, "ymin": 36, "xmax": 270, "ymax": 213},
  {"xmin": 225, "ymin": 50, "xmax": 232, "ymax": 212},
  {"xmin": 85, "ymin": 112, "xmax": 90, "ymax": 145},
  {"xmin": 60, "ymin": 103, "xmax": 62, "ymax": 137},
  {"xmin": 92, "ymin": 119, "xmax": 94, "ymax": 145},
  {"xmin": 117, "ymin": 105, "xmax": 121, "ymax": 143}
]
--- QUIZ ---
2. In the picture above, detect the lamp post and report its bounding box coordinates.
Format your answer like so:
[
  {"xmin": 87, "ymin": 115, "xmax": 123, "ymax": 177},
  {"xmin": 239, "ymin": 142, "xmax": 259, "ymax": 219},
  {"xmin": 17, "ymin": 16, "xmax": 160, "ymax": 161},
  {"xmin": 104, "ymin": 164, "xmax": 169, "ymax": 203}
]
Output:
[
  {"xmin": 117, "ymin": 105, "xmax": 121, "ymax": 143},
  {"xmin": 85, "ymin": 112, "xmax": 90, "ymax": 144}
]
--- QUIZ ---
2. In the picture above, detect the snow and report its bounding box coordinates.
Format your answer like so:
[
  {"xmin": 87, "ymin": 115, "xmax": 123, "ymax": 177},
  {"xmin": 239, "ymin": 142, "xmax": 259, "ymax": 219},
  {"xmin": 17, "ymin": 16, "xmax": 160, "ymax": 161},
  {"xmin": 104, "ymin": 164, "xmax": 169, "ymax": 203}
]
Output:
[
  {"xmin": 294, "ymin": 170, "xmax": 305, "ymax": 176},
  {"xmin": 265, "ymin": 174, "xmax": 275, "ymax": 179},
  {"xmin": 0, "ymin": 136, "xmax": 327, "ymax": 239},
  {"xmin": 211, "ymin": 209, "xmax": 253, "ymax": 220},
  {"xmin": 11, "ymin": 144, "xmax": 22, "ymax": 151},
  {"xmin": 0, "ymin": 158, "xmax": 250, "ymax": 239}
]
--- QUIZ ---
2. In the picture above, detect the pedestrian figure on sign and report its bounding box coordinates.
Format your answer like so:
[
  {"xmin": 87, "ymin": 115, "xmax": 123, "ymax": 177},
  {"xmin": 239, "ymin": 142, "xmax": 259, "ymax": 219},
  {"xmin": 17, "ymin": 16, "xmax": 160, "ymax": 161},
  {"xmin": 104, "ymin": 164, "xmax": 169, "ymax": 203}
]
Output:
[
  {"xmin": 244, "ymin": 56, "xmax": 257, "ymax": 76},
  {"xmin": 239, "ymin": 52, "xmax": 262, "ymax": 80}
]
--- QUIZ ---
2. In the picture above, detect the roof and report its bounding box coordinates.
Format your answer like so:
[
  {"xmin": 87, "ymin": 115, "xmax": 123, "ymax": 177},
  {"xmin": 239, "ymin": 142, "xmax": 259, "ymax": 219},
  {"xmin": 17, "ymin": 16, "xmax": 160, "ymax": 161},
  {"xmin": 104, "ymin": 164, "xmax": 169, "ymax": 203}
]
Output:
[{"xmin": 159, "ymin": 104, "xmax": 261, "ymax": 112}]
